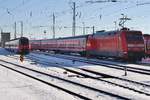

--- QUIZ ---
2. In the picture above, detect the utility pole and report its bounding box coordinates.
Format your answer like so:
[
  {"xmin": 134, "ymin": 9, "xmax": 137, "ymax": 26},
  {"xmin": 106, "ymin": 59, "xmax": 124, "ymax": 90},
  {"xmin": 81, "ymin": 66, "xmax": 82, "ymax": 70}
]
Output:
[
  {"xmin": 20, "ymin": 21, "xmax": 23, "ymax": 37},
  {"xmin": 92, "ymin": 26, "xmax": 95, "ymax": 34},
  {"xmin": 0, "ymin": 27, "xmax": 3, "ymax": 34},
  {"xmin": 14, "ymin": 22, "xmax": 17, "ymax": 39},
  {"xmin": 114, "ymin": 21, "xmax": 117, "ymax": 30},
  {"xmin": 72, "ymin": 2, "xmax": 76, "ymax": 36},
  {"xmin": 53, "ymin": 13, "xmax": 55, "ymax": 39},
  {"xmin": 82, "ymin": 22, "xmax": 85, "ymax": 35}
]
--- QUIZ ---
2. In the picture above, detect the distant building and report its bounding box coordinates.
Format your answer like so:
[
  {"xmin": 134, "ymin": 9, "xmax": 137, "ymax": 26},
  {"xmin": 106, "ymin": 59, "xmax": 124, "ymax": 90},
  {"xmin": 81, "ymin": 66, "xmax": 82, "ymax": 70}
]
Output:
[{"xmin": 1, "ymin": 32, "xmax": 10, "ymax": 47}]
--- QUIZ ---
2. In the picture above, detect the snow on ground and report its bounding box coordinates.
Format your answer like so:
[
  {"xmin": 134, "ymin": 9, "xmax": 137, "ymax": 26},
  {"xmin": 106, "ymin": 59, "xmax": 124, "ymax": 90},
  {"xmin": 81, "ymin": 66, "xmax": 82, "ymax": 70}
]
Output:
[
  {"xmin": 0, "ymin": 66, "xmax": 80, "ymax": 100},
  {"xmin": 27, "ymin": 52, "xmax": 150, "ymax": 85},
  {"xmin": 0, "ymin": 48, "xmax": 80, "ymax": 100},
  {"xmin": 0, "ymin": 48, "xmax": 150, "ymax": 100}
]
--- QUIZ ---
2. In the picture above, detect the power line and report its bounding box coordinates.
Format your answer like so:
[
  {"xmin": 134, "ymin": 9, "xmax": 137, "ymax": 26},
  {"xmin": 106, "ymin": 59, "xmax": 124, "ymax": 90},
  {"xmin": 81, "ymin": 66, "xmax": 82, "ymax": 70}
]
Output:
[
  {"xmin": 0, "ymin": 0, "xmax": 31, "ymax": 19},
  {"xmin": 85, "ymin": 0, "xmax": 120, "ymax": 3},
  {"xmin": 80, "ymin": 1, "xmax": 138, "ymax": 22},
  {"xmin": 136, "ymin": 1, "xmax": 150, "ymax": 6}
]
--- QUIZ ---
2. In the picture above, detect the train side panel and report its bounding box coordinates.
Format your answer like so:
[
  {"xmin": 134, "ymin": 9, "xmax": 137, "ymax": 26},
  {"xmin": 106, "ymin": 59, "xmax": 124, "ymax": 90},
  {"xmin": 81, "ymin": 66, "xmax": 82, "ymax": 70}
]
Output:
[
  {"xmin": 30, "ymin": 40, "xmax": 41, "ymax": 51},
  {"xmin": 30, "ymin": 35, "xmax": 88, "ymax": 54},
  {"xmin": 5, "ymin": 37, "xmax": 29, "ymax": 55},
  {"xmin": 143, "ymin": 34, "xmax": 150, "ymax": 57},
  {"xmin": 56, "ymin": 36, "xmax": 87, "ymax": 53},
  {"xmin": 87, "ymin": 31, "xmax": 126, "ymax": 58},
  {"xmin": 5, "ymin": 39, "xmax": 19, "ymax": 53}
]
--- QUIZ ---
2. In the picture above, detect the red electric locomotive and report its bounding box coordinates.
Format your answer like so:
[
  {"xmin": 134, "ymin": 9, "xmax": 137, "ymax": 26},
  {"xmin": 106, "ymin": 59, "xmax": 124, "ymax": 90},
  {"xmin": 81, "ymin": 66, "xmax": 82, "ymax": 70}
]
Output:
[
  {"xmin": 30, "ymin": 28, "xmax": 145, "ymax": 61},
  {"xmin": 87, "ymin": 29, "xmax": 145, "ymax": 61},
  {"xmin": 143, "ymin": 34, "xmax": 150, "ymax": 57},
  {"xmin": 5, "ymin": 37, "xmax": 29, "ymax": 55}
]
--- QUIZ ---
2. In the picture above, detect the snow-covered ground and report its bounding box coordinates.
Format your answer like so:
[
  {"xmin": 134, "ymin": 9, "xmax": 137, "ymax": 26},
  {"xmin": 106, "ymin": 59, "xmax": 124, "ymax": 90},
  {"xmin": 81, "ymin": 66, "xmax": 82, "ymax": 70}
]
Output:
[
  {"xmin": 0, "ymin": 49, "xmax": 79, "ymax": 100},
  {"xmin": 0, "ymin": 48, "xmax": 150, "ymax": 100}
]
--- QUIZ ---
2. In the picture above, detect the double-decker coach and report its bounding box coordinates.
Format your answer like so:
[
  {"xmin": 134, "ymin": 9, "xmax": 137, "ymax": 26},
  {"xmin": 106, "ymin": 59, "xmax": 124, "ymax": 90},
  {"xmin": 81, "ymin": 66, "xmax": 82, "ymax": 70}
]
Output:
[{"xmin": 5, "ymin": 37, "xmax": 29, "ymax": 54}]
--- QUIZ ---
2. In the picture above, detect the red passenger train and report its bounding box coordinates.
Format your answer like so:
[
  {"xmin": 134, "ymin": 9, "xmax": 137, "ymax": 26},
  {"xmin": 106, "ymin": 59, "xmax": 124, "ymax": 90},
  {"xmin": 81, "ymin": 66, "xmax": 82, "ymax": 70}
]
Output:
[
  {"xmin": 5, "ymin": 37, "xmax": 29, "ymax": 55},
  {"xmin": 143, "ymin": 34, "xmax": 150, "ymax": 57},
  {"xmin": 30, "ymin": 28, "xmax": 145, "ymax": 61}
]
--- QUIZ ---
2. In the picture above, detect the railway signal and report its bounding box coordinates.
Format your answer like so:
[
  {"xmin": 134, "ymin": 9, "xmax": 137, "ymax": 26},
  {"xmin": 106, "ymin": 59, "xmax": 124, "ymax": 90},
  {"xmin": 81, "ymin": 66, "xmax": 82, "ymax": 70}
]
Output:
[
  {"xmin": 124, "ymin": 66, "xmax": 127, "ymax": 76},
  {"xmin": 20, "ymin": 54, "xmax": 24, "ymax": 62}
]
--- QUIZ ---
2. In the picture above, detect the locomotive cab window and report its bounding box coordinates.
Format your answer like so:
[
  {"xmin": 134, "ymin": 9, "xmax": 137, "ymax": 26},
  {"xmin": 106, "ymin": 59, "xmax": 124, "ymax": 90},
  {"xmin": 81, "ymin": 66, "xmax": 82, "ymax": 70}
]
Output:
[
  {"xmin": 126, "ymin": 32, "xmax": 143, "ymax": 42},
  {"xmin": 20, "ymin": 38, "xmax": 29, "ymax": 45}
]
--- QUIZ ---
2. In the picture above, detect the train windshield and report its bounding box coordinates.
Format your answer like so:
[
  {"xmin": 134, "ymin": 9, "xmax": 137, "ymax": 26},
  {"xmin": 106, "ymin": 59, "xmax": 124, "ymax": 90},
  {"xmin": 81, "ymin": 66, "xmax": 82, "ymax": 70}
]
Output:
[
  {"xmin": 20, "ymin": 38, "xmax": 29, "ymax": 45},
  {"xmin": 126, "ymin": 31, "xmax": 143, "ymax": 42}
]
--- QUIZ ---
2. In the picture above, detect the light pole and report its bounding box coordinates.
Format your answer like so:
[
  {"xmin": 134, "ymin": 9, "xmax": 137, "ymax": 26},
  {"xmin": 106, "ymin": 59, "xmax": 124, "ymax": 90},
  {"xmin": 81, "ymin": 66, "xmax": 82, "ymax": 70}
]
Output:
[
  {"xmin": 114, "ymin": 21, "xmax": 117, "ymax": 30},
  {"xmin": 0, "ymin": 27, "xmax": 3, "ymax": 33},
  {"xmin": 82, "ymin": 22, "xmax": 85, "ymax": 35},
  {"xmin": 14, "ymin": 22, "xmax": 17, "ymax": 39},
  {"xmin": 20, "ymin": 21, "xmax": 23, "ymax": 37}
]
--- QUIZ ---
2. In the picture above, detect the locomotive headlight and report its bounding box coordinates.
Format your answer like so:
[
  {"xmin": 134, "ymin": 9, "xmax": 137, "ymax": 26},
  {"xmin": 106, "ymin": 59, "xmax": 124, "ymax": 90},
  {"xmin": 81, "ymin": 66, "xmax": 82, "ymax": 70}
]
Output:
[
  {"xmin": 87, "ymin": 43, "xmax": 91, "ymax": 47},
  {"xmin": 123, "ymin": 52, "xmax": 127, "ymax": 54}
]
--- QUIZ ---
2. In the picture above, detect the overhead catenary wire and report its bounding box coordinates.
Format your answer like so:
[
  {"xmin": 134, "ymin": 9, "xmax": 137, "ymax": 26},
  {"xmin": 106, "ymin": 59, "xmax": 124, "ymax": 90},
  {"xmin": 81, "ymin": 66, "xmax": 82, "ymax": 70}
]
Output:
[
  {"xmin": 0, "ymin": 0, "xmax": 150, "ymax": 38},
  {"xmin": 0, "ymin": 0, "xmax": 31, "ymax": 18},
  {"xmin": 79, "ymin": 0, "xmax": 150, "ymax": 28}
]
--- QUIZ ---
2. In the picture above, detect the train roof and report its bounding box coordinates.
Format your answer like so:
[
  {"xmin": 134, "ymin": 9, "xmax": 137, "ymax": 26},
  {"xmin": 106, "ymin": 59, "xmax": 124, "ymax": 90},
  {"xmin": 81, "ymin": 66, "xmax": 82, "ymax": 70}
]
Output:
[
  {"xmin": 94, "ymin": 30, "xmax": 118, "ymax": 36},
  {"xmin": 57, "ymin": 34, "xmax": 89, "ymax": 40},
  {"xmin": 143, "ymin": 34, "xmax": 150, "ymax": 37},
  {"xmin": 30, "ymin": 34, "xmax": 89, "ymax": 41},
  {"xmin": 6, "ymin": 37, "xmax": 28, "ymax": 42},
  {"xmin": 94, "ymin": 29, "xmax": 142, "ymax": 36}
]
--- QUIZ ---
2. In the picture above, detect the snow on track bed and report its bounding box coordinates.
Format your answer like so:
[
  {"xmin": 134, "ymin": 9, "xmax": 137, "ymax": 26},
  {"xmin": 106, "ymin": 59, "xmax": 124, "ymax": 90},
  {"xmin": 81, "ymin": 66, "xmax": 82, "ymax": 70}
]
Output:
[
  {"xmin": 0, "ymin": 63, "xmax": 78, "ymax": 100},
  {"xmin": 24, "ymin": 54, "xmax": 150, "ymax": 97},
  {"xmin": 0, "ymin": 58, "xmax": 128, "ymax": 100},
  {"xmin": 4, "ymin": 54, "xmax": 150, "ymax": 99},
  {"xmin": 32, "ymin": 51, "xmax": 150, "ymax": 75},
  {"xmin": 24, "ymin": 54, "xmax": 150, "ymax": 96},
  {"xmin": 29, "ymin": 52, "xmax": 150, "ymax": 82},
  {"xmin": 1, "ymin": 48, "xmax": 150, "ymax": 99}
]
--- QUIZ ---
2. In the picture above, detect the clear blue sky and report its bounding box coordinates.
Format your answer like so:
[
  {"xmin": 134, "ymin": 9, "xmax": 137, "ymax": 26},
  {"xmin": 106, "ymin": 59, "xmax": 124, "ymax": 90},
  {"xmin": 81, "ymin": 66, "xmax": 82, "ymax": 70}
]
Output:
[{"xmin": 0, "ymin": 0, "xmax": 150, "ymax": 39}]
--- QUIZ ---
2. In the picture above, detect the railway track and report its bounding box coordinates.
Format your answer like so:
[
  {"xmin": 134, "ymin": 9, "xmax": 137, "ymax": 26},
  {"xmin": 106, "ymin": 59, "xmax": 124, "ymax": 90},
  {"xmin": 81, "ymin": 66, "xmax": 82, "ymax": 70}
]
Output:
[
  {"xmin": 0, "ymin": 58, "xmax": 131, "ymax": 100},
  {"xmin": 23, "ymin": 54, "xmax": 150, "ymax": 97},
  {"xmin": 33, "ymin": 52, "xmax": 150, "ymax": 76},
  {"xmin": 136, "ymin": 62, "xmax": 150, "ymax": 67}
]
